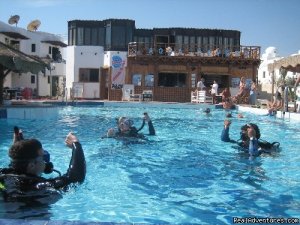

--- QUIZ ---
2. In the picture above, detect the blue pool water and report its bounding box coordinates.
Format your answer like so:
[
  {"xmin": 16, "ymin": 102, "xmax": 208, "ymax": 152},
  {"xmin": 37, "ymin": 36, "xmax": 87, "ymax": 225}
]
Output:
[{"xmin": 0, "ymin": 103, "xmax": 300, "ymax": 224}]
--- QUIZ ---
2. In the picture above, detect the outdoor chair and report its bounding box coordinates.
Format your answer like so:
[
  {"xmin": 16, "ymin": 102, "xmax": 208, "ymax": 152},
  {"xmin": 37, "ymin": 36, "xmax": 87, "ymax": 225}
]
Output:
[{"xmin": 122, "ymin": 84, "xmax": 141, "ymax": 101}]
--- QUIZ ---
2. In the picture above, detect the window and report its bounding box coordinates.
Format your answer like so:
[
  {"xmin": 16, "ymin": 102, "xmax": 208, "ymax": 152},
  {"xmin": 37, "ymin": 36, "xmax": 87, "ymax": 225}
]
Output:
[
  {"xmin": 138, "ymin": 37, "xmax": 144, "ymax": 43},
  {"xmin": 190, "ymin": 36, "xmax": 195, "ymax": 51},
  {"xmin": 10, "ymin": 40, "xmax": 20, "ymax": 50},
  {"xmin": 158, "ymin": 73, "xmax": 186, "ymax": 87},
  {"xmin": 229, "ymin": 38, "xmax": 234, "ymax": 50},
  {"xmin": 77, "ymin": 27, "xmax": 84, "ymax": 45},
  {"xmin": 68, "ymin": 28, "xmax": 73, "ymax": 45},
  {"xmin": 224, "ymin": 37, "xmax": 229, "ymax": 50},
  {"xmin": 98, "ymin": 27, "xmax": 105, "ymax": 46},
  {"xmin": 145, "ymin": 37, "xmax": 150, "ymax": 49},
  {"xmin": 85, "ymin": 28, "xmax": 91, "ymax": 45},
  {"xmin": 132, "ymin": 74, "xmax": 142, "ymax": 86},
  {"xmin": 112, "ymin": 26, "xmax": 126, "ymax": 49},
  {"xmin": 263, "ymin": 71, "xmax": 266, "ymax": 78},
  {"xmin": 203, "ymin": 37, "xmax": 208, "ymax": 51},
  {"xmin": 49, "ymin": 46, "xmax": 52, "ymax": 54},
  {"xmin": 218, "ymin": 36, "xmax": 223, "ymax": 46},
  {"xmin": 31, "ymin": 75, "xmax": 35, "ymax": 84},
  {"xmin": 72, "ymin": 28, "xmax": 76, "ymax": 45},
  {"xmin": 105, "ymin": 23, "xmax": 111, "ymax": 49},
  {"xmin": 48, "ymin": 76, "xmax": 50, "ymax": 84},
  {"xmin": 191, "ymin": 73, "xmax": 196, "ymax": 88},
  {"xmin": 175, "ymin": 35, "xmax": 183, "ymax": 51},
  {"xmin": 197, "ymin": 37, "xmax": 202, "ymax": 50},
  {"xmin": 209, "ymin": 36, "xmax": 215, "ymax": 49},
  {"xmin": 183, "ymin": 36, "xmax": 189, "ymax": 51},
  {"xmin": 90, "ymin": 69, "xmax": 99, "ymax": 82},
  {"xmin": 145, "ymin": 74, "xmax": 154, "ymax": 87},
  {"xmin": 79, "ymin": 68, "xmax": 99, "ymax": 82},
  {"xmin": 91, "ymin": 28, "xmax": 98, "ymax": 45},
  {"xmin": 31, "ymin": 44, "xmax": 36, "ymax": 52}
]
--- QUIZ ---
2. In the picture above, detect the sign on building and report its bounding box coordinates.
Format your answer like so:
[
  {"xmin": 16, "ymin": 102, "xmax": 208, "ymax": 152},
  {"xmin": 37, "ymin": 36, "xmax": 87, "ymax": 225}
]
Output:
[{"xmin": 111, "ymin": 55, "xmax": 126, "ymax": 89}]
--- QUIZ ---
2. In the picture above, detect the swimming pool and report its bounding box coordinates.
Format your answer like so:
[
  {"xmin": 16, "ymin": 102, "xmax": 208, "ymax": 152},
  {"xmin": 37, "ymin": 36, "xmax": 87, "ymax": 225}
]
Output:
[{"xmin": 0, "ymin": 103, "xmax": 300, "ymax": 224}]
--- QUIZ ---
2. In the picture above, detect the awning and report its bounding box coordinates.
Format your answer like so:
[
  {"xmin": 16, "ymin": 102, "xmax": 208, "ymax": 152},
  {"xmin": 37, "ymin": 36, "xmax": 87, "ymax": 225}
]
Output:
[
  {"xmin": 268, "ymin": 54, "xmax": 300, "ymax": 73},
  {"xmin": 0, "ymin": 41, "xmax": 50, "ymax": 73},
  {"xmin": 41, "ymin": 40, "xmax": 67, "ymax": 47},
  {"xmin": 0, "ymin": 31, "xmax": 29, "ymax": 40}
]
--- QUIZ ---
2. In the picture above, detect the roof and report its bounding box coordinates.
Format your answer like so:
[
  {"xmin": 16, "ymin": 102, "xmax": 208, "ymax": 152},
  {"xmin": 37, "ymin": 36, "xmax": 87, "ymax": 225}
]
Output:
[
  {"xmin": 0, "ymin": 31, "xmax": 29, "ymax": 39},
  {"xmin": 0, "ymin": 41, "xmax": 50, "ymax": 73},
  {"xmin": 268, "ymin": 54, "xmax": 300, "ymax": 73},
  {"xmin": 41, "ymin": 40, "xmax": 67, "ymax": 47}
]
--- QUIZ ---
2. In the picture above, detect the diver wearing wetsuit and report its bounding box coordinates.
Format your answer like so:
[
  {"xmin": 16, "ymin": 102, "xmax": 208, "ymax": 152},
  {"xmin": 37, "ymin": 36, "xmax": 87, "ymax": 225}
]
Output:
[
  {"xmin": 107, "ymin": 112, "xmax": 155, "ymax": 139},
  {"xmin": 0, "ymin": 132, "xmax": 86, "ymax": 204},
  {"xmin": 238, "ymin": 123, "xmax": 280, "ymax": 150}
]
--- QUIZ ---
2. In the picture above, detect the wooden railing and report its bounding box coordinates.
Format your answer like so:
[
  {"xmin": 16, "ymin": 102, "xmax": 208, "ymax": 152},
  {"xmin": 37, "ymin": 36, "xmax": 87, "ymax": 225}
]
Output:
[{"xmin": 128, "ymin": 42, "xmax": 260, "ymax": 60}]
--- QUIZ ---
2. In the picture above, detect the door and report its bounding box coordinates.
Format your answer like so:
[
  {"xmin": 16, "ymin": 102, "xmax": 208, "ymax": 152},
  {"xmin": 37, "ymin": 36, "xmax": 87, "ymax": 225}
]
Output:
[
  {"xmin": 51, "ymin": 76, "xmax": 59, "ymax": 97},
  {"xmin": 100, "ymin": 68, "xmax": 109, "ymax": 99}
]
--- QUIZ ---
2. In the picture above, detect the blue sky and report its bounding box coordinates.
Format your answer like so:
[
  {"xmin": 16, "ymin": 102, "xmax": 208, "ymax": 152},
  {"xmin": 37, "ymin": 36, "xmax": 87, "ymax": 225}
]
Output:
[{"xmin": 1, "ymin": 0, "xmax": 299, "ymax": 57}]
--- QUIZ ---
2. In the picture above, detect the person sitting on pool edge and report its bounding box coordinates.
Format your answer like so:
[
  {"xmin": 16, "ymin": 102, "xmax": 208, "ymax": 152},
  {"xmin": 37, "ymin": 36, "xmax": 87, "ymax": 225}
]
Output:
[
  {"xmin": 0, "ymin": 132, "xmax": 86, "ymax": 204},
  {"xmin": 106, "ymin": 112, "xmax": 155, "ymax": 138},
  {"xmin": 222, "ymin": 98, "xmax": 235, "ymax": 110},
  {"xmin": 267, "ymin": 91, "xmax": 283, "ymax": 116}
]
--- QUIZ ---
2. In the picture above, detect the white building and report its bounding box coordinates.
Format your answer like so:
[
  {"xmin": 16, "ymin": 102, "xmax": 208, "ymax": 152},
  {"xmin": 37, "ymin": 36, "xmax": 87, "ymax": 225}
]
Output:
[
  {"xmin": 257, "ymin": 47, "xmax": 299, "ymax": 97},
  {"xmin": 0, "ymin": 20, "xmax": 66, "ymax": 99},
  {"xmin": 65, "ymin": 46, "xmax": 127, "ymax": 99}
]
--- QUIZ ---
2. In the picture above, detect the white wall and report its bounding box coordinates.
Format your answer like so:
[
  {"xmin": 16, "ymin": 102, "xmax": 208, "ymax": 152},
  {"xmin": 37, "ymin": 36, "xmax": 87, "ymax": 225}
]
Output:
[
  {"xmin": 66, "ymin": 46, "xmax": 104, "ymax": 99},
  {"xmin": 83, "ymin": 83, "xmax": 100, "ymax": 98},
  {"xmin": 66, "ymin": 46, "xmax": 75, "ymax": 93}
]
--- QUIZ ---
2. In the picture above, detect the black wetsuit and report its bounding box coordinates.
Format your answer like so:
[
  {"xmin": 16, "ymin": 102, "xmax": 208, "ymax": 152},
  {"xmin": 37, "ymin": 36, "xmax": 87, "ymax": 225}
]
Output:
[
  {"xmin": 0, "ymin": 142, "xmax": 86, "ymax": 204},
  {"xmin": 221, "ymin": 126, "xmax": 236, "ymax": 143}
]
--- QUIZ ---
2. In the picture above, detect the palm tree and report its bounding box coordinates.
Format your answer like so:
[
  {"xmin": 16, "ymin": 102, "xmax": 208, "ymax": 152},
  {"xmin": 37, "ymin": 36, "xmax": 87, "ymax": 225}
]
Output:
[{"xmin": 0, "ymin": 42, "xmax": 48, "ymax": 105}]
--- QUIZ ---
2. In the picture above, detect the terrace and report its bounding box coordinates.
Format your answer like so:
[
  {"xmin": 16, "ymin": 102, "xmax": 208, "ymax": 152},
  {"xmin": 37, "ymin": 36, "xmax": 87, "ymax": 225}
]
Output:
[{"xmin": 128, "ymin": 42, "xmax": 260, "ymax": 61}]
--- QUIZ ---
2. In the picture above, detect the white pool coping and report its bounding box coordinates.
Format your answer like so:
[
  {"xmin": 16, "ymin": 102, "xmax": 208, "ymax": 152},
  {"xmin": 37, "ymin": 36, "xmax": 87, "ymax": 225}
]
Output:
[{"xmin": 237, "ymin": 105, "xmax": 300, "ymax": 121}]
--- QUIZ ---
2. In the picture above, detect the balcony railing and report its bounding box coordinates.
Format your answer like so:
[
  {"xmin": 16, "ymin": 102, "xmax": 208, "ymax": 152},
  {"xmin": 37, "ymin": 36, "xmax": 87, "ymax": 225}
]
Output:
[{"xmin": 128, "ymin": 42, "xmax": 260, "ymax": 60}]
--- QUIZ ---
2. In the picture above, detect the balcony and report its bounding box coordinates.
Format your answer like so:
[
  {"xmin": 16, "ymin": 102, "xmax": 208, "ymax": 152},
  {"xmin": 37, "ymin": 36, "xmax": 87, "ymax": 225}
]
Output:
[
  {"xmin": 45, "ymin": 61, "xmax": 66, "ymax": 76},
  {"xmin": 128, "ymin": 42, "xmax": 260, "ymax": 60}
]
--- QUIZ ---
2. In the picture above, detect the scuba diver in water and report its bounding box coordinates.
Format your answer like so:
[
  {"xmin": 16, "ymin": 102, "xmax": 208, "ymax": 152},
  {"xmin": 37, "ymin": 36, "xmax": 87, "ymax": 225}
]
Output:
[
  {"xmin": 221, "ymin": 122, "xmax": 280, "ymax": 158},
  {"xmin": 237, "ymin": 123, "xmax": 280, "ymax": 151},
  {"xmin": 106, "ymin": 112, "xmax": 155, "ymax": 139},
  {"xmin": 0, "ymin": 129, "xmax": 86, "ymax": 205}
]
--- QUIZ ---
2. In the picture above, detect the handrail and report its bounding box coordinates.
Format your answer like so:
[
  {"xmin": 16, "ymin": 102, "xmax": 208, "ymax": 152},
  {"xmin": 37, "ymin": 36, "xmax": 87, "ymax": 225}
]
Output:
[{"xmin": 128, "ymin": 42, "xmax": 260, "ymax": 59}]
